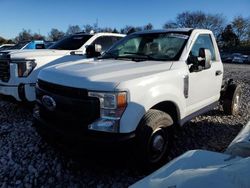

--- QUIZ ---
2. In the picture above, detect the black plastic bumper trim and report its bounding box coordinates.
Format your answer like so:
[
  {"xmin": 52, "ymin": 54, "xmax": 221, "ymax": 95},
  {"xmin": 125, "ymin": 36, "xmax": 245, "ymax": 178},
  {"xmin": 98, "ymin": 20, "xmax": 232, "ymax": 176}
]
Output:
[
  {"xmin": 18, "ymin": 83, "xmax": 27, "ymax": 101},
  {"xmin": 33, "ymin": 113, "xmax": 136, "ymax": 145}
]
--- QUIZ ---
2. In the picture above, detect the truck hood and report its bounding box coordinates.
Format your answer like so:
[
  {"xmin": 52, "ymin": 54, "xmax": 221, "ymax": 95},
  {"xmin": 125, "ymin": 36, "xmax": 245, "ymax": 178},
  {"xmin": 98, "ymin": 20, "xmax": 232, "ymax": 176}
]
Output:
[
  {"xmin": 39, "ymin": 59, "xmax": 173, "ymax": 91},
  {"xmin": 9, "ymin": 49, "xmax": 70, "ymax": 59}
]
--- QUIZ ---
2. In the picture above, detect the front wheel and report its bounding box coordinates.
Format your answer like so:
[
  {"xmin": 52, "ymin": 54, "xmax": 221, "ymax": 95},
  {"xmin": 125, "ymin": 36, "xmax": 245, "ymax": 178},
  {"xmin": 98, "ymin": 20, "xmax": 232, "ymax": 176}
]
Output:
[{"xmin": 134, "ymin": 109, "xmax": 173, "ymax": 169}]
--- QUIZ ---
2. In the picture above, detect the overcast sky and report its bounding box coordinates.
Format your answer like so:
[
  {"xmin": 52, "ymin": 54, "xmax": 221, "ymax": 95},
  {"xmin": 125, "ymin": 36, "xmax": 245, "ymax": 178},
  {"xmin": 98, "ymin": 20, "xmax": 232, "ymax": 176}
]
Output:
[{"xmin": 0, "ymin": 0, "xmax": 249, "ymax": 39}]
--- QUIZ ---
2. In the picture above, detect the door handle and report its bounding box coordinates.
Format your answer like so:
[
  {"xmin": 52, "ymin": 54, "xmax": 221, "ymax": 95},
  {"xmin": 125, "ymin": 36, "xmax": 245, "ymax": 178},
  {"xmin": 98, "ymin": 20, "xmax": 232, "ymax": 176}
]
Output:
[{"xmin": 215, "ymin": 70, "xmax": 222, "ymax": 76}]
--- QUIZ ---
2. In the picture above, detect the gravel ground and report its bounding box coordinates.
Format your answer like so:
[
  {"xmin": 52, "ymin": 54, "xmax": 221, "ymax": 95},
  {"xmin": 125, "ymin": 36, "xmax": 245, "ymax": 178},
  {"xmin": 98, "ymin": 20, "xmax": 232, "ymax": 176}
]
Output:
[{"xmin": 0, "ymin": 63, "xmax": 249, "ymax": 188}]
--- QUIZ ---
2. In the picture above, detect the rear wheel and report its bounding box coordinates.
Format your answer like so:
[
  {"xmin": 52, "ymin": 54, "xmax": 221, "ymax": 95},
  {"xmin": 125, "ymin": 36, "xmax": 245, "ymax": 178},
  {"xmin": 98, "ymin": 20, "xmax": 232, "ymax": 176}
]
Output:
[
  {"xmin": 222, "ymin": 84, "xmax": 242, "ymax": 115},
  {"xmin": 134, "ymin": 109, "xmax": 173, "ymax": 169}
]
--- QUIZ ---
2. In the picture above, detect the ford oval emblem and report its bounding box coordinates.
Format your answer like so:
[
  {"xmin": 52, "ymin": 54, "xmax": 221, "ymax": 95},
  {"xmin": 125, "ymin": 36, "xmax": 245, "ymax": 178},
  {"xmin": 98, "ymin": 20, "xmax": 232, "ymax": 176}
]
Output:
[{"xmin": 42, "ymin": 95, "xmax": 56, "ymax": 111}]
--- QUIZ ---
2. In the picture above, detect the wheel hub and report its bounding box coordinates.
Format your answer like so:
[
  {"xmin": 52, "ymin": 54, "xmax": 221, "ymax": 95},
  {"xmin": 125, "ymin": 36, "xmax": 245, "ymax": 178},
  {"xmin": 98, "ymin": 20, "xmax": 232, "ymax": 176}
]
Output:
[
  {"xmin": 148, "ymin": 128, "xmax": 167, "ymax": 163},
  {"xmin": 152, "ymin": 134, "xmax": 164, "ymax": 152},
  {"xmin": 234, "ymin": 93, "xmax": 241, "ymax": 111}
]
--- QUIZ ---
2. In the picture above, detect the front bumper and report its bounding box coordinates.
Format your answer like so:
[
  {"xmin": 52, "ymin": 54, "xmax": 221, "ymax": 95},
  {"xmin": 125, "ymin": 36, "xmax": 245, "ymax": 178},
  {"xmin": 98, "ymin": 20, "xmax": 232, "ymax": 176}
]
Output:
[
  {"xmin": 0, "ymin": 83, "xmax": 36, "ymax": 101},
  {"xmin": 33, "ymin": 110, "xmax": 136, "ymax": 147}
]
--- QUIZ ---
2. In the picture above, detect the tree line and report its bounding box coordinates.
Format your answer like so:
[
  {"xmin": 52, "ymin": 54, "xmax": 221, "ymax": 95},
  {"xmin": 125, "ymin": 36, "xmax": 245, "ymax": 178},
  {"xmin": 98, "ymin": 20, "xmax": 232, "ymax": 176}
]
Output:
[{"xmin": 0, "ymin": 11, "xmax": 249, "ymax": 49}]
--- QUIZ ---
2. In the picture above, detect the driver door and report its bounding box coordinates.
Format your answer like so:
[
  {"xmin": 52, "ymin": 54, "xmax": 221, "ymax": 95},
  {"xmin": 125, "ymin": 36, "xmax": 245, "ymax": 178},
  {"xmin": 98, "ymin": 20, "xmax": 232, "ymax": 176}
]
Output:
[{"xmin": 186, "ymin": 34, "xmax": 223, "ymax": 115}]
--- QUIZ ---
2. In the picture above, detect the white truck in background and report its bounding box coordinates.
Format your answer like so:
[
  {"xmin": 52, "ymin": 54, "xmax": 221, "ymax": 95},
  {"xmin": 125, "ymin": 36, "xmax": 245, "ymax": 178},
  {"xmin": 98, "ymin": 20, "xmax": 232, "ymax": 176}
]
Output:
[
  {"xmin": 0, "ymin": 44, "xmax": 15, "ymax": 51},
  {"xmin": 0, "ymin": 32, "xmax": 125, "ymax": 101},
  {"xmin": 34, "ymin": 29, "xmax": 242, "ymax": 167}
]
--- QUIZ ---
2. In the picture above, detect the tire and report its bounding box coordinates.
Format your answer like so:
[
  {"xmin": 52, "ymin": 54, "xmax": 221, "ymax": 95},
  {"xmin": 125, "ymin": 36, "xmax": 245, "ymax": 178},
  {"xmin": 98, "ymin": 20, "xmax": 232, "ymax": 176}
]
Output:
[
  {"xmin": 223, "ymin": 84, "xmax": 242, "ymax": 115},
  {"xmin": 134, "ymin": 109, "xmax": 173, "ymax": 169}
]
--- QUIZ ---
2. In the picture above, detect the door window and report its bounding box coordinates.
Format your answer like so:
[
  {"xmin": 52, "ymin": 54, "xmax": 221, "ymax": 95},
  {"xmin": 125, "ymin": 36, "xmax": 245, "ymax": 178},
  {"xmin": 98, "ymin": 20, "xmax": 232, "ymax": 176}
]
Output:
[
  {"xmin": 92, "ymin": 36, "xmax": 122, "ymax": 51},
  {"xmin": 190, "ymin": 34, "xmax": 216, "ymax": 61}
]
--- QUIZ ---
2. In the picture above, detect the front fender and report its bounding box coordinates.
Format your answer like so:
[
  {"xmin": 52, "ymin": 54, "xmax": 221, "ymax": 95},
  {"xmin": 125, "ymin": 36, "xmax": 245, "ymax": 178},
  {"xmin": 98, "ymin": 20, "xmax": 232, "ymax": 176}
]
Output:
[{"xmin": 119, "ymin": 84, "xmax": 185, "ymax": 133}]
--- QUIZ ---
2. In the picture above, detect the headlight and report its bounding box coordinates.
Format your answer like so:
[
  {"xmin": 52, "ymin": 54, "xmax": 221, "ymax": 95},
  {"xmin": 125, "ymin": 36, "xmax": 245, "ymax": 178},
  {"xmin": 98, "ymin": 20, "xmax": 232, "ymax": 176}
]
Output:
[
  {"xmin": 16, "ymin": 60, "xmax": 36, "ymax": 77},
  {"xmin": 88, "ymin": 91, "xmax": 127, "ymax": 132}
]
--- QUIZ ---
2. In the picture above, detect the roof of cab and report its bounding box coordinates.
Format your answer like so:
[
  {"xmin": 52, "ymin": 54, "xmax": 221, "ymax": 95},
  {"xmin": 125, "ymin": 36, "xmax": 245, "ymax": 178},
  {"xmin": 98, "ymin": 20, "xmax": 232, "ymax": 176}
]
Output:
[
  {"xmin": 134, "ymin": 28, "xmax": 194, "ymax": 35},
  {"xmin": 73, "ymin": 32, "xmax": 125, "ymax": 37}
]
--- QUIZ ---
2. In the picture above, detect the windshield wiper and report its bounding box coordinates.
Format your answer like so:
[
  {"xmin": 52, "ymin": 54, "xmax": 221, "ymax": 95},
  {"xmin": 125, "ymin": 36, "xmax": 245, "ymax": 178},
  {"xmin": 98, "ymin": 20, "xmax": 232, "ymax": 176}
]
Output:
[
  {"xmin": 98, "ymin": 52, "xmax": 117, "ymax": 59},
  {"xmin": 124, "ymin": 52, "xmax": 173, "ymax": 61},
  {"xmin": 124, "ymin": 52, "xmax": 151, "ymax": 58},
  {"xmin": 123, "ymin": 52, "xmax": 158, "ymax": 61}
]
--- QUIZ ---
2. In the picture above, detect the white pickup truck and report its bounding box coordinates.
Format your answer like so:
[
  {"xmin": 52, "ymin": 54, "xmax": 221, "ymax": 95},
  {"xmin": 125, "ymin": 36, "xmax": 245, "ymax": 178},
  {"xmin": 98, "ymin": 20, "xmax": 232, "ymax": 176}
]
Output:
[
  {"xmin": 0, "ymin": 32, "xmax": 124, "ymax": 101},
  {"xmin": 34, "ymin": 29, "xmax": 242, "ymax": 167}
]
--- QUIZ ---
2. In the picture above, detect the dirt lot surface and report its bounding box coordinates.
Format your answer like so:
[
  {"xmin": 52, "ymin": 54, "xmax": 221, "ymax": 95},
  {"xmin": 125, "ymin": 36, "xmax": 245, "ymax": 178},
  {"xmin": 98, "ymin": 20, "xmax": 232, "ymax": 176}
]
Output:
[{"xmin": 0, "ymin": 63, "xmax": 249, "ymax": 187}]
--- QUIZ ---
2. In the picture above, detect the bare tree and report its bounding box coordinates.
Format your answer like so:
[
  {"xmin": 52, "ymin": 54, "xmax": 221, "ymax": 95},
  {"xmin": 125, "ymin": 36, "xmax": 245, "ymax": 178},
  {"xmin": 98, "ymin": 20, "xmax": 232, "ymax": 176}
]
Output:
[
  {"xmin": 66, "ymin": 25, "xmax": 82, "ymax": 35},
  {"xmin": 248, "ymin": 22, "xmax": 250, "ymax": 42},
  {"xmin": 163, "ymin": 11, "xmax": 226, "ymax": 38},
  {"xmin": 99, "ymin": 27, "xmax": 113, "ymax": 32},
  {"xmin": 83, "ymin": 24, "xmax": 94, "ymax": 33},
  {"xmin": 14, "ymin": 29, "xmax": 33, "ymax": 42},
  {"xmin": 48, "ymin": 28, "xmax": 65, "ymax": 41},
  {"xmin": 143, "ymin": 23, "xmax": 153, "ymax": 30},
  {"xmin": 232, "ymin": 16, "xmax": 249, "ymax": 42},
  {"xmin": 32, "ymin": 33, "xmax": 45, "ymax": 40},
  {"xmin": 120, "ymin": 25, "xmax": 134, "ymax": 34},
  {"xmin": 120, "ymin": 25, "xmax": 143, "ymax": 34},
  {"xmin": 163, "ymin": 22, "xmax": 178, "ymax": 29}
]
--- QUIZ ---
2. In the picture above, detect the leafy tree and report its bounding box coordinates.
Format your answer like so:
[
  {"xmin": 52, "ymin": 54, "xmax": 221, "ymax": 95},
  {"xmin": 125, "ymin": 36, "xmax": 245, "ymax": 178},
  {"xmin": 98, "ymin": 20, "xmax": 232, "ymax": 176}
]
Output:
[
  {"xmin": 220, "ymin": 24, "xmax": 239, "ymax": 48},
  {"xmin": 0, "ymin": 36, "xmax": 7, "ymax": 45},
  {"xmin": 48, "ymin": 28, "xmax": 65, "ymax": 41},
  {"xmin": 6, "ymin": 39, "xmax": 14, "ymax": 44},
  {"xmin": 66, "ymin": 25, "xmax": 82, "ymax": 35},
  {"xmin": 0, "ymin": 37, "xmax": 13, "ymax": 45},
  {"xmin": 112, "ymin": 28, "xmax": 119, "ymax": 33},
  {"xmin": 231, "ymin": 16, "xmax": 249, "ymax": 42}
]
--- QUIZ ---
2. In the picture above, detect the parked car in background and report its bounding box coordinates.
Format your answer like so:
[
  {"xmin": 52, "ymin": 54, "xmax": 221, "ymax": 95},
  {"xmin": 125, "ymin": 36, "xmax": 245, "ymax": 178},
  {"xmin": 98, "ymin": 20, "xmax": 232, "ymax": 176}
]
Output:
[
  {"xmin": 8, "ymin": 40, "xmax": 46, "ymax": 51},
  {"xmin": 0, "ymin": 44, "xmax": 15, "ymax": 51},
  {"xmin": 221, "ymin": 52, "xmax": 249, "ymax": 64},
  {"xmin": 220, "ymin": 51, "xmax": 231, "ymax": 63},
  {"xmin": 0, "ymin": 32, "xmax": 125, "ymax": 101},
  {"xmin": 242, "ymin": 55, "xmax": 249, "ymax": 63},
  {"xmin": 232, "ymin": 53, "xmax": 244, "ymax": 63}
]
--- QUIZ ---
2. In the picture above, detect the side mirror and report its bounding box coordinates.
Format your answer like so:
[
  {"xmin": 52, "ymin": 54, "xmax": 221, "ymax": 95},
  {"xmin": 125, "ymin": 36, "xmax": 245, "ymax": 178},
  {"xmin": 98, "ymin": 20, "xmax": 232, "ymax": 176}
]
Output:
[
  {"xmin": 198, "ymin": 48, "xmax": 211, "ymax": 69},
  {"xmin": 86, "ymin": 44, "xmax": 102, "ymax": 58}
]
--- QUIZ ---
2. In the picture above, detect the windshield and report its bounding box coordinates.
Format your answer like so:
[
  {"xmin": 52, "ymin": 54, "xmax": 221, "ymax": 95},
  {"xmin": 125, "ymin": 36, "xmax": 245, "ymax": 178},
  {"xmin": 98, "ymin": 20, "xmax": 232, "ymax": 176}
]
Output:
[
  {"xmin": 49, "ymin": 34, "xmax": 92, "ymax": 50},
  {"xmin": 101, "ymin": 32, "xmax": 189, "ymax": 61}
]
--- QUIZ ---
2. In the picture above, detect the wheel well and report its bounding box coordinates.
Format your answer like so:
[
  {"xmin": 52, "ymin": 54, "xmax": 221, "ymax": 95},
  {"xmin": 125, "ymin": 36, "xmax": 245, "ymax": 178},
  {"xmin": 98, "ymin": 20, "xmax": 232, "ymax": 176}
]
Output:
[{"xmin": 151, "ymin": 101, "xmax": 180, "ymax": 124}]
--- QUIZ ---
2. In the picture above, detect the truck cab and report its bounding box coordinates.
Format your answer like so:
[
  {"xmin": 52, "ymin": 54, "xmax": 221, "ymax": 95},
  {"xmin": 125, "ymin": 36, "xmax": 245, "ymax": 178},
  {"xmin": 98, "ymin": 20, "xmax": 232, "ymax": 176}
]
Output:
[
  {"xmin": 34, "ymin": 29, "xmax": 241, "ymax": 167},
  {"xmin": 0, "ymin": 32, "xmax": 125, "ymax": 101}
]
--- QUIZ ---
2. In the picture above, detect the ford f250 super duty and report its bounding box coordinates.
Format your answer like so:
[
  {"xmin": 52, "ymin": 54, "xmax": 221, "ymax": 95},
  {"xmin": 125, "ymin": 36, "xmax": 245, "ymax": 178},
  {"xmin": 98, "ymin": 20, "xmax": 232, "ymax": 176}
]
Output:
[
  {"xmin": 33, "ymin": 29, "xmax": 242, "ymax": 167},
  {"xmin": 0, "ymin": 33, "xmax": 124, "ymax": 101}
]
